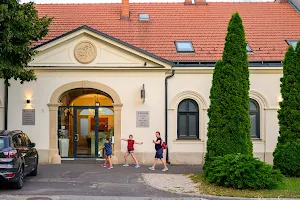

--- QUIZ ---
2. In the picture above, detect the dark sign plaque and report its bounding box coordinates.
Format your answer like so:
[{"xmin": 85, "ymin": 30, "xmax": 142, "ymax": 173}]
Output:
[
  {"xmin": 136, "ymin": 111, "xmax": 149, "ymax": 127},
  {"xmin": 22, "ymin": 109, "xmax": 35, "ymax": 125}
]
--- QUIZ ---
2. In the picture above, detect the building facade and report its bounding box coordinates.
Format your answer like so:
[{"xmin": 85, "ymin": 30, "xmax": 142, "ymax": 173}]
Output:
[{"xmin": 0, "ymin": 0, "xmax": 299, "ymax": 164}]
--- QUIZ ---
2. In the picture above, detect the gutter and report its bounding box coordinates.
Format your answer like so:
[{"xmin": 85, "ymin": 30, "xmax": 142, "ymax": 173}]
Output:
[
  {"xmin": 172, "ymin": 60, "xmax": 283, "ymax": 67},
  {"xmin": 165, "ymin": 70, "xmax": 175, "ymax": 164}
]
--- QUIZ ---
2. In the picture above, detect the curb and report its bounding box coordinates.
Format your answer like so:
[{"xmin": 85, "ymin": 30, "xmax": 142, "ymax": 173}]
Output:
[{"xmin": 141, "ymin": 173, "xmax": 300, "ymax": 200}]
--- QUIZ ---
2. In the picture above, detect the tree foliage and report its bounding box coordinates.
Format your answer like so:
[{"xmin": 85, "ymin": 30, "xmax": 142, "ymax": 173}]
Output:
[
  {"xmin": 273, "ymin": 41, "xmax": 300, "ymax": 176},
  {"xmin": 204, "ymin": 12, "xmax": 252, "ymax": 168},
  {"xmin": 0, "ymin": 0, "xmax": 52, "ymax": 85},
  {"xmin": 204, "ymin": 154, "xmax": 284, "ymax": 189}
]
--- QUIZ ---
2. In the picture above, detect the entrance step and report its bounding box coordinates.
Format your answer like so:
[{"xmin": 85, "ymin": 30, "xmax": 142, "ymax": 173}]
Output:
[{"xmin": 61, "ymin": 158, "xmax": 105, "ymax": 164}]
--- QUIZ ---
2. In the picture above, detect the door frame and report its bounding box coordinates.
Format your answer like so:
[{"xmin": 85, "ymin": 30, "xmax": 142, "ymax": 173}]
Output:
[
  {"xmin": 58, "ymin": 105, "xmax": 114, "ymax": 158},
  {"xmin": 48, "ymin": 81, "xmax": 123, "ymax": 163}
]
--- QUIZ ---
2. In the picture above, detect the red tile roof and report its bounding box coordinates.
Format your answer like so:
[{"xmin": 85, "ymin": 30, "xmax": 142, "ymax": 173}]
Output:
[{"xmin": 34, "ymin": 2, "xmax": 300, "ymax": 62}]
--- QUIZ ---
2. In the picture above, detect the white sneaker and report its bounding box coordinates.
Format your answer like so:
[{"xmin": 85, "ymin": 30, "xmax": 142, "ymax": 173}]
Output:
[
  {"xmin": 162, "ymin": 167, "xmax": 168, "ymax": 172},
  {"xmin": 148, "ymin": 167, "xmax": 155, "ymax": 170}
]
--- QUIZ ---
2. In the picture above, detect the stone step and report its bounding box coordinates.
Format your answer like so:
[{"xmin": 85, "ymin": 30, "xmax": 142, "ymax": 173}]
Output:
[{"xmin": 61, "ymin": 158, "xmax": 105, "ymax": 164}]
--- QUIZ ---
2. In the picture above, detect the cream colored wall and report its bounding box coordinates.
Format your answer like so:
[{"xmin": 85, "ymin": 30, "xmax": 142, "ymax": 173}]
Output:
[
  {"xmin": 167, "ymin": 69, "xmax": 282, "ymax": 164},
  {"xmin": 6, "ymin": 68, "xmax": 283, "ymax": 164},
  {"xmin": 0, "ymin": 79, "xmax": 4, "ymax": 130},
  {"xmin": 7, "ymin": 70, "xmax": 166, "ymax": 163}
]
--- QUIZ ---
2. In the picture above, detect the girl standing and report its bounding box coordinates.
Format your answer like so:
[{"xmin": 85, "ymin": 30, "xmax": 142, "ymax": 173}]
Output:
[{"xmin": 121, "ymin": 134, "xmax": 143, "ymax": 168}]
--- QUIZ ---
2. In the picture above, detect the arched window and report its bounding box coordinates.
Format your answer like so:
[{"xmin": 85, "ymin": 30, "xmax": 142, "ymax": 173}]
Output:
[
  {"xmin": 249, "ymin": 99, "xmax": 260, "ymax": 139},
  {"xmin": 177, "ymin": 99, "xmax": 199, "ymax": 139}
]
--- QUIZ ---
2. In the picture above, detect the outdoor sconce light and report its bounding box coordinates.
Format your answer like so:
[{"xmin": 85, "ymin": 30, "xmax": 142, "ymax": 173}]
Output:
[
  {"xmin": 141, "ymin": 84, "xmax": 146, "ymax": 103},
  {"xmin": 26, "ymin": 99, "xmax": 30, "ymax": 104}
]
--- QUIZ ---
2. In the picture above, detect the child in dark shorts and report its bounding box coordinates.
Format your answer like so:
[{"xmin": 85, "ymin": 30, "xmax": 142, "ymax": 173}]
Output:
[
  {"xmin": 149, "ymin": 131, "xmax": 168, "ymax": 171},
  {"xmin": 121, "ymin": 134, "xmax": 143, "ymax": 168},
  {"xmin": 99, "ymin": 136, "xmax": 113, "ymax": 169}
]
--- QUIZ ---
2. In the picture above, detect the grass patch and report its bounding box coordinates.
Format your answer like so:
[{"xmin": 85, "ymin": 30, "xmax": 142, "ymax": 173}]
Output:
[{"xmin": 189, "ymin": 173, "xmax": 300, "ymax": 198}]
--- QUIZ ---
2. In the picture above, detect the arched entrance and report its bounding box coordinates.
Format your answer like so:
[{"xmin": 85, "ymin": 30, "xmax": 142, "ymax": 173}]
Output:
[{"xmin": 48, "ymin": 81, "xmax": 122, "ymax": 163}]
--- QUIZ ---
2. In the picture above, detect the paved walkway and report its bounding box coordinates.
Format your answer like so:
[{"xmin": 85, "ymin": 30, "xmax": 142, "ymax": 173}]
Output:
[
  {"xmin": 0, "ymin": 164, "xmax": 202, "ymax": 198},
  {"xmin": 142, "ymin": 173, "xmax": 200, "ymax": 195}
]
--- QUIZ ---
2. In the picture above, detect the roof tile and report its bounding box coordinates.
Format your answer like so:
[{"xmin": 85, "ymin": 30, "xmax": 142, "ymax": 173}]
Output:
[{"xmin": 34, "ymin": 2, "xmax": 300, "ymax": 61}]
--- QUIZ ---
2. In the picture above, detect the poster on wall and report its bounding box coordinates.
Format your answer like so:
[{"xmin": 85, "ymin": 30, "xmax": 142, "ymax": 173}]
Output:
[
  {"xmin": 136, "ymin": 111, "xmax": 149, "ymax": 127},
  {"xmin": 91, "ymin": 118, "xmax": 108, "ymax": 132},
  {"xmin": 22, "ymin": 109, "xmax": 35, "ymax": 125}
]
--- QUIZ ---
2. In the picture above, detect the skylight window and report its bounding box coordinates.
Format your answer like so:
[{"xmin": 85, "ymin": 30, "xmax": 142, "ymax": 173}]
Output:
[
  {"xmin": 286, "ymin": 40, "xmax": 299, "ymax": 49},
  {"xmin": 139, "ymin": 14, "xmax": 150, "ymax": 21},
  {"xmin": 175, "ymin": 41, "xmax": 195, "ymax": 53},
  {"xmin": 246, "ymin": 43, "xmax": 253, "ymax": 53}
]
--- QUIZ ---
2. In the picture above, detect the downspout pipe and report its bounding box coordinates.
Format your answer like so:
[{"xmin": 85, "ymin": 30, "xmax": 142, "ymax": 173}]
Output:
[
  {"xmin": 4, "ymin": 81, "xmax": 8, "ymax": 130},
  {"xmin": 165, "ymin": 70, "xmax": 175, "ymax": 164}
]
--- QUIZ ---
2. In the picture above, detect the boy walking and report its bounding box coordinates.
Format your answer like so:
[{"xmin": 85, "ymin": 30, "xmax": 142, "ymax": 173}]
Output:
[{"xmin": 121, "ymin": 135, "xmax": 143, "ymax": 168}]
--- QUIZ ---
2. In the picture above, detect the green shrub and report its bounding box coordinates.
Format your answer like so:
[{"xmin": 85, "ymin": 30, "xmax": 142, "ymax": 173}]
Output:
[
  {"xmin": 273, "ymin": 41, "xmax": 300, "ymax": 177},
  {"xmin": 273, "ymin": 139, "xmax": 300, "ymax": 177},
  {"xmin": 204, "ymin": 154, "xmax": 284, "ymax": 190}
]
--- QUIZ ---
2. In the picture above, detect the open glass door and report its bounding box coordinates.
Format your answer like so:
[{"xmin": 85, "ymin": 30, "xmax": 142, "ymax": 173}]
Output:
[{"xmin": 74, "ymin": 107, "xmax": 99, "ymax": 158}]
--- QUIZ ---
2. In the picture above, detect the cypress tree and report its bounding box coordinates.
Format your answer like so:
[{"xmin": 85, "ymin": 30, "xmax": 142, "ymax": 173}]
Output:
[
  {"xmin": 204, "ymin": 12, "xmax": 252, "ymax": 168},
  {"xmin": 273, "ymin": 41, "xmax": 300, "ymax": 176}
]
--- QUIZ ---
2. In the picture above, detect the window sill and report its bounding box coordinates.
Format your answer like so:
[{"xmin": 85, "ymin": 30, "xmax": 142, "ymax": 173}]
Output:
[
  {"xmin": 173, "ymin": 139, "xmax": 203, "ymax": 144},
  {"xmin": 251, "ymin": 138, "xmax": 262, "ymax": 141},
  {"xmin": 252, "ymin": 138, "xmax": 264, "ymax": 143}
]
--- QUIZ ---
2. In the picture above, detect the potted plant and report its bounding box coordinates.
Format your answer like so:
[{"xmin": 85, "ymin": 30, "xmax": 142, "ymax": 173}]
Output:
[{"xmin": 58, "ymin": 131, "xmax": 69, "ymax": 157}]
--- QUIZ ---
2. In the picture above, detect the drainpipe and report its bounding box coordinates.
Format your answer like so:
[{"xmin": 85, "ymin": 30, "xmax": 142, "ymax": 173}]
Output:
[
  {"xmin": 165, "ymin": 70, "xmax": 175, "ymax": 164},
  {"xmin": 4, "ymin": 80, "xmax": 8, "ymax": 130}
]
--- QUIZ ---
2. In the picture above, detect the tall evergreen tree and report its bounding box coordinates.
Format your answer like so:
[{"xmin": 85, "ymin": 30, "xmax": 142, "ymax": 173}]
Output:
[
  {"xmin": 273, "ymin": 41, "xmax": 300, "ymax": 176},
  {"xmin": 204, "ymin": 12, "xmax": 252, "ymax": 168}
]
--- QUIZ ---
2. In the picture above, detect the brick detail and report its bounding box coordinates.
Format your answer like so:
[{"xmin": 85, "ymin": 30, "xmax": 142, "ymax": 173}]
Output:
[
  {"xmin": 276, "ymin": 0, "xmax": 288, "ymax": 3},
  {"xmin": 195, "ymin": 0, "xmax": 207, "ymax": 5},
  {"xmin": 184, "ymin": 0, "xmax": 193, "ymax": 5},
  {"xmin": 121, "ymin": 0, "xmax": 130, "ymax": 20}
]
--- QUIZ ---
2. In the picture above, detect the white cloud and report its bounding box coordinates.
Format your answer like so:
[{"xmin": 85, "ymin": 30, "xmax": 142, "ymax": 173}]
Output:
[{"xmin": 20, "ymin": 0, "xmax": 275, "ymax": 4}]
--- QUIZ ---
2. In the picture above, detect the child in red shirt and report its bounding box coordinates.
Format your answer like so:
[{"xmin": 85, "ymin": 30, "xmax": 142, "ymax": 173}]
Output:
[{"xmin": 121, "ymin": 135, "xmax": 143, "ymax": 168}]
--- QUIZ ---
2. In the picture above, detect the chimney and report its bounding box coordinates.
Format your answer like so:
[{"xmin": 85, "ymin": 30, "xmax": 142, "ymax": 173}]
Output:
[
  {"xmin": 121, "ymin": 0, "xmax": 130, "ymax": 20},
  {"xmin": 184, "ymin": 0, "xmax": 193, "ymax": 5},
  {"xmin": 275, "ymin": 0, "xmax": 288, "ymax": 3},
  {"xmin": 195, "ymin": 0, "xmax": 207, "ymax": 5}
]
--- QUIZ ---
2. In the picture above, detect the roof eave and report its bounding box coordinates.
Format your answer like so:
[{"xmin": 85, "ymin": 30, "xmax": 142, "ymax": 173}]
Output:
[{"xmin": 172, "ymin": 60, "xmax": 283, "ymax": 67}]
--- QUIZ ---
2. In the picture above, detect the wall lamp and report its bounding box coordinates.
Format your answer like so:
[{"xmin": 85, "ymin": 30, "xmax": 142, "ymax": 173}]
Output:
[
  {"xmin": 26, "ymin": 99, "xmax": 31, "ymax": 104},
  {"xmin": 141, "ymin": 84, "xmax": 146, "ymax": 103}
]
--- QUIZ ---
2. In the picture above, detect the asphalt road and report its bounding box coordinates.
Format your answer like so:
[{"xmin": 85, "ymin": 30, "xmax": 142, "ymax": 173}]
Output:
[{"xmin": 0, "ymin": 164, "xmax": 203, "ymax": 199}]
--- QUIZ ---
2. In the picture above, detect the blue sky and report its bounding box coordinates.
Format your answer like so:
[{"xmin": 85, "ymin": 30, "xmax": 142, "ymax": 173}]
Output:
[{"xmin": 21, "ymin": 0, "xmax": 275, "ymax": 3}]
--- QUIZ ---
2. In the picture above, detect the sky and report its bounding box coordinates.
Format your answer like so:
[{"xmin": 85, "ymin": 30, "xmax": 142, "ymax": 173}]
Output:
[{"xmin": 20, "ymin": 0, "xmax": 275, "ymax": 4}]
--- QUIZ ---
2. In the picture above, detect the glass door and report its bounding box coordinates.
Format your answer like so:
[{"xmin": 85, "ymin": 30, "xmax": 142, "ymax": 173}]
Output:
[
  {"xmin": 58, "ymin": 106, "xmax": 114, "ymax": 158},
  {"xmin": 74, "ymin": 107, "xmax": 99, "ymax": 158}
]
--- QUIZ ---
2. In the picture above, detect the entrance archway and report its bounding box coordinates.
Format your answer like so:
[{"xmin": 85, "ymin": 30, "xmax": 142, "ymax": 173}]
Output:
[{"xmin": 48, "ymin": 81, "xmax": 122, "ymax": 163}]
